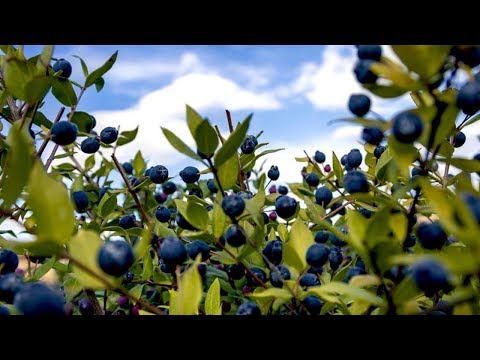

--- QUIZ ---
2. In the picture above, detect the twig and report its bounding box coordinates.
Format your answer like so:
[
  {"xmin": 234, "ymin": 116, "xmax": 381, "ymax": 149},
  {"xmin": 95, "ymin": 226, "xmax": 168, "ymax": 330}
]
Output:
[
  {"xmin": 19, "ymin": 104, "xmax": 30, "ymax": 129},
  {"xmin": 36, "ymin": 107, "xmax": 65, "ymax": 158},
  {"xmin": 206, "ymin": 157, "xmax": 226, "ymax": 196},
  {"xmin": 85, "ymin": 289, "xmax": 104, "ymax": 315}
]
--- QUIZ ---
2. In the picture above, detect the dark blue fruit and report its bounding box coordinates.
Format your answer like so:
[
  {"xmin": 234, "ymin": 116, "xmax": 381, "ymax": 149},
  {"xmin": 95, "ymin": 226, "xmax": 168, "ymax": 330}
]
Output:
[
  {"xmin": 453, "ymin": 131, "xmax": 466, "ymax": 148},
  {"xmin": 0, "ymin": 250, "xmax": 19, "ymax": 274},
  {"xmin": 237, "ymin": 191, "xmax": 253, "ymax": 200},
  {"xmin": 392, "ymin": 111, "xmax": 424, "ymax": 143},
  {"xmin": 462, "ymin": 192, "xmax": 480, "ymax": 225},
  {"xmin": 329, "ymin": 250, "xmax": 343, "ymax": 270},
  {"xmin": 78, "ymin": 298, "xmax": 94, "ymax": 315},
  {"xmin": 0, "ymin": 305, "xmax": 9, "ymax": 315},
  {"xmin": 314, "ymin": 151, "xmax": 326, "ymax": 163},
  {"xmin": 348, "ymin": 94, "xmax": 371, "ymax": 117},
  {"xmin": 343, "ymin": 170, "xmax": 369, "ymax": 193},
  {"xmin": 305, "ymin": 173, "xmax": 320, "ymax": 187},
  {"xmin": 119, "ymin": 214, "xmax": 136, "ymax": 229},
  {"xmin": 362, "ymin": 127, "xmax": 384, "ymax": 146},
  {"xmin": 453, "ymin": 46, "xmax": 480, "ymax": 68},
  {"xmin": 329, "ymin": 230, "xmax": 347, "ymax": 247},
  {"xmin": 278, "ymin": 185, "xmax": 288, "ymax": 195},
  {"xmin": 148, "ymin": 165, "xmax": 169, "ymax": 184},
  {"xmin": 302, "ymin": 295, "xmax": 323, "ymax": 315},
  {"xmin": 122, "ymin": 162, "xmax": 133, "ymax": 175},
  {"xmin": 175, "ymin": 212, "xmax": 197, "ymax": 230},
  {"xmin": 410, "ymin": 259, "xmax": 451, "ymax": 297},
  {"xmin": 315, "ymin": 186, "xmax": 333, "ymax": 208},
  {"xmin": 14, "ymin": 283, "xmax": 66, "ymax": 315},
  {"xmin": 344, "ymin": 266, "xmax": 367, "ymax": 283},
  {"xmin": 306, "ymin": 243, "xmax": 330, "ymax": 267},
  {"xmin": 124, "ymin": 271, "xmax": 134, "ymax": 282},
  {"xmin": 154, "ymin": 192, "xmax": 168, "ymax": 204},
  {"xmin": 0, "ymin": 273, "xmax": 24, "ymax": 302},
  {"xmin": 268, "ymin": 165, "xmax": 280, "ymax": 180},
  {"xmin": 50, "ymin": 121, "xmax": 78, "ymax": 145},
  {"xmin": 341, "ymin": 155, "xmax": 348, "ymax": 166},
  {"xmin": 180, "ymin": 166, "xmax": 200, "ymax": 183},
  {"xmin": 225, "ymin": 224, "xmax": 247, "ymax": 247},
  {"xmin": 299, "ymin": 273, "xmax": 320, "ymax": 288},
  {"xmin": 98, "ymin": 240, "xmax": 134, "ymax": 277},
  {"xmin": 160, "ymin": 237, "xmax": 187, "ymax": 266},
  {"xmin": 99, "ymin": 187, "xmax": 111, "ymax": 200},
  {"xmin": 346, "ymin": 149, "xmax": 363, "ymax": 168},
  {"xmin": 206, "ymin": 179, "xmax": 218, "ymax": 193},
  {"xmin": 262, "ymin": 212, "xmax": 269, "ymax": 224},
  {"xmin": 262, "ymin": 240, "xmax": 283, "ymax": 265},
  {"xmin": 155, "ymin": 206, "xmax": 171, "ymax": 223},
  {"xmin": 187, "ymin": 240, "xmax": 210, "ymax": 261},
  {"xmin": 226, "ymin": 264, "xmax": 245, "ymax": 280},
  {"xmin": 236, "ymin": 302, "xmax": 261, "ymax": 315},
  {"xmin": 308, "ymin": 266, "xmax": 323, "ymax": 276},
  {"xmin": 315, "ymin": 230, "xmax": 329, "ymax": 243},
  {"xmin": 270, "ymin": 265, "xmax": 291, "ymax": 288},
  {"xmin": 159, "ymin": 258, "xmax": 175, "ymax": 274},
  {"xmin": 80, "ymin": 137, "xmax": 100, "ymax": 153},
  {"xmin": 246, "ymin": 267, "xmax": 267, "ymax": 287},
  {"xmin": 53, "ymin": 59, "xmax": 72, "ymax": 78},
  {"xmin": 416, "ymin": 221, "xmax": 447, "ymax": 250},
  {"xmin": 275, "ymin": 195, "xmax": 297, "ymax": 219},
  {"xmin": 163, "ymin": 181, "xmax": 177, "ymax": 195},
  {"xmin": 72, "ymin": 190, "xmax": 89, "ymax": 212},
  {"xmin": 357, "ymin": 45, "xmax": 382, "ymax": 61},
  {"xmin": 374, "ymin": 145, "xmax": 386, "ymax": 159},
  {"xmin": 246, "ymin": 135, "xmax": 258, "ymax": 147},
  {"xmin": 359, "ymin": 208, "xmax": 372, "ymax": 218},
  {"xmin": 457, "ymin": 81, "xmax": 480, "ymax": 115},
  {"xmin": 130, "ymin": 176, "xmax": 142, "ymax": 188},
  {"xmin": 100, "ymin": 127, "xmax": 118, "ymax": 144},
  {"xmin": 241, "ymin": 138, "xmax": 256, "ymax": 154},
  {"xmin": 353, "ymin": 60, "xmax": 378, "ymax": 84},
  {"xmin": 404, "ymin": 235, "xmax": 416, "ymax": 248},
  {"xmin": 330, "ymin": 202, "xmax": 347, "ymax": 216},
  {"xmin": 222, "ymin": 195, "xmax": 246, "ymax": 218}
]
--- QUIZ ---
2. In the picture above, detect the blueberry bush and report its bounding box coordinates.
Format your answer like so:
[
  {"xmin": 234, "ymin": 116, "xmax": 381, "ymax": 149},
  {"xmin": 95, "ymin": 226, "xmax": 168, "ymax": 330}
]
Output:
[{"xmin": 1, "ymin": 44, "xmax": 480, "ymax": 315}]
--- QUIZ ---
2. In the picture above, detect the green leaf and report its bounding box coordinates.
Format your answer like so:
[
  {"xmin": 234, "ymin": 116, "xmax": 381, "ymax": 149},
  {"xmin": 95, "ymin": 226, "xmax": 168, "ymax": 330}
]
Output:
[
  {"xmin": 32, "ymin": 111, "xmax": 53, "ymax": 128},
  {"xmin": 133, "ymin": 228, "xmax": 153, "ymax": 261},
  {"xmin": 85, "ymin": 51, "xmax": 118, "ymax": 88},
  {"xmin": 117, "ymin": 126, "xmax": 139, "ymax": 146},
  {"xmin": 304, "ymin": 197, "xmax": 325, "ymax": 225},
  {"xmin": 68, "ymin": 230, "xmax": 118, "ymax": 289},
  {"xmin": 72, "ymin": 55, "xmax": 89, "ymax": 77},
  {"xmin": 392, "ymin": 45, "xmax": 452, "ymax": 79},
  {"xmin": 175, "ymin": 199, "xmax": 209, "ymax": 231},
  {"xmin": 393, "ymin": 276, "xmax": 422, "ymax": 306},
  {"xmin": 27, "ymin": 161, "xmax": 75, "ymax": 245},
  {"xmin": 84, "ymin": 154, "xmax": 96, "ymax": 171},
  {"xmin": 36, "ymin": 45, "xmax": 54, "ymax": 74},
  {"xmin": 388, "ymin": 135, "xmax": 418, "ymax": 179},
  {"xmin": 63, "ymin": 275, "xmax": 83, "ymax": 302},
  {"xmin": 98, "ymin": 193, "xmax": 117, "ymax": 218},
  {"xmin": 437, "ymin": 157, "xmax": 480, "ymax": 173},
  {"xmin": 216, "ymin": 154, "xmax": 239, "ymax": 190},
  {"xmin": 3, "ymin": 57, "xmax": 31, "ymax": 100},
  {"xmin": 52, "ymin": 78, "xmax": 77, "ymax": 106},
  {"xmin": 214, "ymin": 115, "xmax": 251, "ymax": 168},
  {"xmin": 375, "ymin": 148, "xmax": 392, "ymax": 178},
  {"xmin": 24, "ymin": 76, "xmax": 53, "ymax": 104},
  {"xmin": 212, "ymin": 202, "xmax": 227, "ymax": 239},
  {"xmin": 283, "ymin": 218, "xmax": 314, "ymax": 272},
  {"xmin": 370, "ymin": 62, "xmax": 421, "ymax": 90},
  {"xmin": 248, "ymin": 287, "xmax": 293, "ymax": 301},
  {"xmin": 332, "ymin": 151, "xmax": 343, "ymax": 186},
  {"xmin": 345, "ymin": 210, "xmax": 371, "ymax": 268},
  {"xmin": 141, "ymin": 251, "xmax": 153, "ymax": 281},
  {"xmin": 0, "ymin": 122, "xmax": 35, "ymax": 208},
  {"xmin": 30, "ymin": 255, "xmax": 56, "ymax": 281},
  {"xmin": 94, "ymin": 77, "xmax": 105, "ymax": 93},
  {"xmin": 132, "ymin": 150, "xmax": 145, "ymax": 175},
  {"xmin": 195, "ymin": 120, "xmax": 219, "ymax": 157},
  {"xmin": 68, "ymin": 111, "xmax": 94, "ymax": 132},
  {"xmin": 363, "ymin": 83, "xmax": 408, "ymax": 98},
  {"xmin": 169, "ymin": 259, "xmax": 203, "ymax": 315},
  {"xmin": 129, "ymin": 284, "xmax": 145, "ymax": 299},
  {"xmin": 186, "ymin": 105, "xmax": 204, "ymax": 139},
  {"xmin": 277, "ymin": 223, "xmax": 288, "ymax": 242},
  {"xmin": 161, "ymin": 127, "xmax": 203, "ymax": 162},
  {"xmin": 308, "ymin": 281, "xmax": 384, "ymax": 307},
  {"xmin": 204, "ymin": 278, "xmax": 222, "ymax": 315}
]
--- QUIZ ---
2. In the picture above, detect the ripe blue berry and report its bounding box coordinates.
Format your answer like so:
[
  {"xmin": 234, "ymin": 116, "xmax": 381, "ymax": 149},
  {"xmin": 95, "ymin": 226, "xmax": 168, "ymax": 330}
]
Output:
[
  {"xmin": 225, "ymin": 224, "xmax": 247, "ymax": 247},
  {"xmin": 14, "ymin": 283, "xmax": 66, "ymax": 315},
  {"xmin": 119, "ymin": 214, "xmax": 136, "ymax": 229},
  {"xmin": 306, "ymin": 243, "xmax": 330, "ymax": 267},
  {"xmin": 278, "ymin": 185, "xmax": 288, "ymax": 195},
  {"xmin": 236, "ymin": 302, "xmax": 261, "ymax": 315},
  {"xmin": 53, "ymin": 59, "xmax": 72, "ymax": 78},
  {"xmin": 78, "ymin": 298, "xmax": 94, "ymax": 315},
  {"xmin": 122, "ymin": 162, "xmax": 133, "ymax": 174},
  {"xmin": 0, "ymin": 273, "xmax": 24, "ymax": 302},
  {"xmin": 160, "ymin": 237, "xmax": 187, "ymax": 266},
  {"xmin": 343, "ymin": 170, "xmax": 369, "ymax": 193},
  {"xmin": 315, "ymin": 230, "xmax": 329, "ymax": 243},
  {"xmin": 409, "ymin": 259, "xmax": 451, "ymax": 297},
  {"xmin": 269, "ymin": 265, "xmax": 291, "ymax": 288},
  {"xmin": 50, "ymin": 121, "xmax": 78, "ymax": 145},
  {"xmin": 392, "ymin": 111, "xmax": 424, "ymax": 143},
  {"xmin": 175, "ymin": 212, "xmax": 197, "ymax": 230},
  {"xmin": 453, "ymin": 131, "xmax": 466, "ymax": 148},
  {"xmin": 222, "ymin": 195, "xmax": 246, "ymax": 218},
  {"xmin": 100, "ymin": 127, "xmax": 118, "ymax": 144},
  {"xmin": 348, "ymin": 94, "xmax": 371, "ymax": 117},
  {"xmin": 187, "ymin": 240, "xmax": 210, "ymax": 261},
  {"xmin": 362, "ymin": 127, "xmax": 384, "ymax": 145},
  {"xmin": 302, "ymin": 295, "xmax": 323, "ymax": 315},
  {"xmin": 246, "ymin": 267, "xmax": 267, "ymax": 287},
  {"xmin": 357, "ymin": 45, "xmax": 382, "ymax": 61},
  {"xmin": 80, "ymin": 137, "xmax": 100, "ymax": 153},
  {"xmin": 315, "ymin": 186, "xmax": 333, "ymax": 208},
  {"xmin": 241, "ymin": 138, "xmax": 256, "ymax": 154},
  {"xmin": 416, "ymin": 221, "xmax": 448, "ymax": 250},
  {"xmin": 262, "ymin": 240, "xmax": 283, "ymax": 265},
  {"xmin": 148, "ymin": 165, "xmax": 169, "ymax": 184},
  {"xmin": 268, "ymin": 165, "xmax": 280, "ymax": 180},
  {"xmin": 0, "ymin": 250, "xmax": 19, "ymax": 275},
  {"xmin": 180, "ymin": 166, "xmax": 200, "ymax": 184},
  {"xmin": 155, "ymin": 206, "xmax": 171, "ymax": 223},
  {"xmin": 329, "ymin": 250, "xmax": 343, "ymax": 270},
  {"xmin": 346, "ymin": 149, "xmax": 363, "ymax": 168},
  {"xmin": 353, "ymin": 60, "xmax": 378, "ymax": 84},
  {"xmin": 162, "ymin": 181, "xmax": 177, "ymax": 195},
  {"xmin": 206, "ymin": 179, "xmax": 218, "ymax": 193},
  {"xmin": 305, "ymin": 172, "xmax": 320, "ymax": 187},
  {"xmin": 275, "ymin": 195, "xmax": 297, "ymax": 219},
  {"xmin": 314, "ymin": 151, "xmax": 326, "ymax": 163},
  {"xmin": 72, "ymin": 190, "xmax": 89, "ymax": 213},
  {"xmin": 373, "ymin": 145, "xmax": 386, "ymax": 159},
  {"xmin": 300, "ymin": 273, "xmax": 320, "ymax": 287},
  {"xmin": 98, "ymin": 240, "xmax": 134, "ymax": 276}
]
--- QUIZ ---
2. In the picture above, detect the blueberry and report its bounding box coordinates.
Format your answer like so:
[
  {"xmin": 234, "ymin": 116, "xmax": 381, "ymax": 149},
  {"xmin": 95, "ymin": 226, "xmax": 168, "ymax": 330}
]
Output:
[
  {"xmin": 348, "ymin": 94, "xmax": 371, "ymax": 117},
  {"xmin": 329, "ymin": 250, "xmax": 343, "ymax": 270},
  {"xmin": 148, "ymin": 165, "xmax": 169, "ymax": 184},
  {"xmin": 222, "ymin": 195, "xmax": 246, "ymax": 218},
  {"xmin": 237, "ymin": 191, "xmax": 253, "ymax": 200},
  {"xmin": 268, "ymin": 165, "xmax": 280, "ymax": 181},
  {"xmin": 302, "ymin": 295, "xmax": 323, "ymax": 315},
  {"xmin": 409, "ymin": 259, "xmax": 451, "ymax": 297},
  {"xmin": 0, "ymin": 305, "xmax": 10, "ymax": 316},
  {"xmin": 392, "ymin": 111, "xmax": 424, "ymax": 143},
  {"xmin": 353, "ymin": 60, "xmax": 378, "ymax": 84},
  {"xmin": 0, "ymin": 273, "xmax": 24, "ymax": 302},
  {"xmin": 159, "ymin": 258, "xmax": 175, "ymax": 274},
  {"xmin": 100, "ymin": 127, "xmax": 118, "ymax": 144},
  {"xmin": 123, "ymin": 271, "xmax": 134, "ymax": 282},
  {"xmin": 411, "ymin": 167, "xmax": 422, "ymax": 178},
  {"xmin": 119, "ymin": 214, "xmax": 136, "ymax": 229},
  {"xmin": 343, "ymin": 170, "xmax": 369, "ymax": 193},
  {"xmin": 346, "ymin": 149, "xmax": 363, "ymax": 168},
  {"xmin": 275, "ymin": 195, "xmax": 297, "ymax": 219},
  {"xmin": 457, "ymin": 81, "xmax": 480, "ymax": 115},
  {"xmin": 78, "ymin": 298, "xmax": 94, "ymax": 315},
  {"xmin": 269, "ymin": 265, "xmax": 291, "ymax": 288},
  {"xmin": 262, "ymin": 240, "xmax": 283, "ymax": 265},
  {"xmin": 236, "ymin": 302, "xmax": 261, "ymax": 315},
  {"xmin": 72, "ymin": 190, "xmax": 89, "ymax": 213},
  {"xmin": 122, "ymin": 162, "xmax": 133, "ymax": 175},
  {"xmin": 206, "ymin": 179, "xmax": 218, "ymax": 193},
  {"xmin": 0, "ymin": 250, "xmax": 19, "ymax": 275},
  {"xmin": 452, "ymin": 46, "xmax": 480, "ymax": 68},
  {"xmin": 278, "ymin": 185, "xmax": 288, "ymax": 195},
  {"xmin": 246, "ymin": 267, "xmax": 267, "ymax": 287},
  {"xmin": 315, "ymin": 230, "xmax": 329, "ymax": 243},
  {"xmin": 246, "ymin": 135, "xmax": 259, "ymax": 147},
  {"xmin": 462, "ymin": 192, "xmax": 480, "ymax": 224},
  {"xmin": 160, "ymin": 237, "xmax": 187, "ymax": 266},
  {"xmin": 50, "ymin": 121, "xmax": 78, "ymax": 145},
  {"xmin": 308, "ymin": 266, "xmax": 323, "ymax": 276},
  {"xmin": 452, "ymin": 131, "xmax": 466, "ymax": 148},
  {"xmin": 155, "ymin": 206, "xmax": 171, "ymax": 223},
  {"xmin": 225, "ymin": 224, "xmax": 247, "ymax": 247},
  {"xmin": 130, "ymin": 176, "xmax": 142, "ymax": 188},
  {"xmin": 241, "ymin": 138, "xmax": 256, "ymax": 154},
  {"xmin": 331, "ymin": 201, "xmax": 348, "ymax": 215},
  {"xmin": 262, "ymin": 212, "xmax": 269, "ymax": 224},
  {"xmin": 187, "ymin": 240, "xmax": 210, "ymax": 261},
  {"xmin": 52, "ymin": 58, "xmax": 72, "ymax": 78},
  {"xmin": 315, "ymin": 186, "xmax": 333, "ymax": 208},
  {"xmin": 374, "ymin": 145, "xmax": 386, "ymax": 159},
  {"xmin": 175, "ymin": 212, "xmax": 197, "ymax": 230},
  {"xmin": 416, "ymin": 221, "xmax": 447, "ymax": 250},
  {"xmin": 357, "ymin": 45, "xmax": 382, "ymax": 61},
  {"xmin": 437, "ymin": 300, "xmax": 453, "ymax": 315},
  {"xmin": 344, "ymin": 266, "xmax": 367, "ymax": 283},
  {"xmin": 359, "ymin": 208, "xmax": 373, "ymax": 218},
  {"xmin": 362, "ymin": 127, "xmax": 384, "ymax": 146},
  {"xmin": 314, "ymin": 151, "xmax": 326, "ymax": 163},
  {"xmin": 226, "ymin": 264, "xmax": 245, "ymax": 280},
  {"xmin": 306, "ymin": 243, "xmax": 330, "ymax": 267},
  {"xmin": 305, "ymin": 173, "xmax": 320, "ymax": 187},
  {"xmin": 474, "ymin": 153, "xmax": 480, "ymax": 175},
  {"xmin": 299, "ymin": 273, "xmax": 320, "ymax": 288},
  {"xmin": 154, "ymin": 192, "xmax": 168, "ymax": 204},
  {"xmin": 341, "ymin": 155, "xmax": 348, "ymax": 166},
  {"xmin": 189, "ymin": 187, "xmax": 203, "ymax": 198},
  {"xmin": 98, "ymin": 240, "xmax": 134, "ymax": 277},
  {"xmin": 162, "ymin": 181, "xmax": 177, "ymax": 195},
  {"xmin": 80, "ymin": 137, "xmax": 100, "ymax": 153},
  {"xmin": 329, "ymin": 231, "xmax": 347, "ymax": 247},
  {"xmin": 179, "ymin": 166, "xmax": 200, "ymax": 183},
  {"xmin": 14, "ymin": 283, "xmax": 66, "ymax": 315}
]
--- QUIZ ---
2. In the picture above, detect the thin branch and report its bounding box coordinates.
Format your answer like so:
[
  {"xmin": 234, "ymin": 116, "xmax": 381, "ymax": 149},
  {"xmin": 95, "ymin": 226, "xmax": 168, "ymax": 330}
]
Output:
[
  {"xmin": 85, "ymin": 289, "xmax": 104, "ymax": 315},
  {"xmin": 206, "ymin": 157, "xmax": 226, "ymax": 196},
  {"xmin": 36, "ymin": 107, "xmax": 65, "ymax": 158}
]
